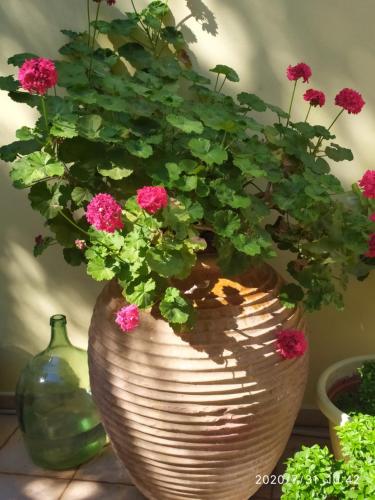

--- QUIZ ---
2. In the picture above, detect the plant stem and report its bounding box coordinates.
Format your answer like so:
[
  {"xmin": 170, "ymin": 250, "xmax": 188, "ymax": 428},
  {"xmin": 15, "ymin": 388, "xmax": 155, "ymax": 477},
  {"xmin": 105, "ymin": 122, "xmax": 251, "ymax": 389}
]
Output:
[
  {"xmin": 59, "ymin": 210, "xmax": 90, "ymax": 236},
  {"xmin": 313, "ymin": 109, "xmax": 344, "ymax": 155},
  {"xmin": 304, "ymin": 104, "xmax": 312, "ymax": 123},
  {"xmin": 88, "ymin": 0, "xmax": 102, "ymax": 78},
  {"xmin": 218, "ymin": 76, "xmax": 227, "ymax": 93},
  {"xmin": 40, "ymin": 96, "xmax": 49, "ymax": 134},
  {"xmin": 286, "ymin": 80, "xmax": 297, "ymax": 127},
  {"xmin": 214, "ymin": 73, "xmax": 219, "ymax": 92},
  {"xmin": 87, "ymin": 0, "xmax": 91, "ymax": 46},
  {"xmin": 327, "ymin": 108, "xmax": 344, "ymax": 131}
]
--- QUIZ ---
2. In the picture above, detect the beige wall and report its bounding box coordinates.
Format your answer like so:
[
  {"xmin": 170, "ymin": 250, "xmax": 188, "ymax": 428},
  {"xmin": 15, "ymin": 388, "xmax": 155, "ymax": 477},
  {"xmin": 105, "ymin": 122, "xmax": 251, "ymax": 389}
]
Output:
[{"xmin": 0, "ymin": 0, "xmax": 374, "ymax": 405}]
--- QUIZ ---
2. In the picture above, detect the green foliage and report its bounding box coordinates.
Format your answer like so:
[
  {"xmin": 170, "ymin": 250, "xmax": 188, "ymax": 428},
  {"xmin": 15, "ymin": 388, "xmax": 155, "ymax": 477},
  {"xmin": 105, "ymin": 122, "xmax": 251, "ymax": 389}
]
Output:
[
  {"xmin": 1, "ymin": 0, "xmax": 374, "ymax": 330},
  {"xmin": 335, "ymin": 361, "xmax": 375, "ymax": 416},
  {"xmin": 282, "ymin": 414, "xmax": 375, "ymax": 500}
]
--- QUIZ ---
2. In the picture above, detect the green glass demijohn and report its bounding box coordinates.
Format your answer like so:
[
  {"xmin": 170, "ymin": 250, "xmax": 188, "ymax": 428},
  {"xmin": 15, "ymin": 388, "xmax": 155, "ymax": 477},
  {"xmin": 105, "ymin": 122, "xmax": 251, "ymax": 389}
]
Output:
[{"xmin": 16, "ymin": 314, "xmax": 106, "ymax": 469}]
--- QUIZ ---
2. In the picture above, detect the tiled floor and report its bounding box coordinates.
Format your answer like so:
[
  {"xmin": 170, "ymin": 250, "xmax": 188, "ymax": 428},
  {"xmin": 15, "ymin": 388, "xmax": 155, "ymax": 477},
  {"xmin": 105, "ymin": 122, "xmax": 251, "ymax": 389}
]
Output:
[{"xmin": 0, "ymin": 414, "xmax": 330, "ymax": 500}]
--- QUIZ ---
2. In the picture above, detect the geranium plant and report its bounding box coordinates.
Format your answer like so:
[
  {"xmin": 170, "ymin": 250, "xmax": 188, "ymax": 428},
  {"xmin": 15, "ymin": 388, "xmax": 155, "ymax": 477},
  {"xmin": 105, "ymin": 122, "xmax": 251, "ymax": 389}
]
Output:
[{"xmin": 1, "ymin": 0, "xmax": 375, "ymax": 332}]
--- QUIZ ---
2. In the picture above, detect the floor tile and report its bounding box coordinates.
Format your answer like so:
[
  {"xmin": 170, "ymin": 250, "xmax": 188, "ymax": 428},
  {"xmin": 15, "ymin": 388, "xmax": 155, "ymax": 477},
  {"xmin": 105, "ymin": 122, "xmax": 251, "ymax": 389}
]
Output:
[
  {"xmin": 0, "ymin": 415, "xmax": 18, "ymax": 448},
  {"xmin": 74, "ymin": 444, "xmax": 132, "ymax": 484},
  {"xmin": 60, "ymin": 481, "xmax": 146, "ymax": 500},
  {"xmin": 0, "ymin": 473, "xmax": 69, "ymax": 500},
  {"xmin": 0, "ymin": 430, "xmax": 75, "ymax": 479}
]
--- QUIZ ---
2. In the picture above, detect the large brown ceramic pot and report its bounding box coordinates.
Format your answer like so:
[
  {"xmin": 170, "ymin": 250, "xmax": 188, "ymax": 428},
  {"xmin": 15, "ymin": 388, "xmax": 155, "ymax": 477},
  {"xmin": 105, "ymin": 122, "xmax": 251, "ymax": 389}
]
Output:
[{"xmin": 88, "ymin": 258, "xmax": 308, "ymax": 500}]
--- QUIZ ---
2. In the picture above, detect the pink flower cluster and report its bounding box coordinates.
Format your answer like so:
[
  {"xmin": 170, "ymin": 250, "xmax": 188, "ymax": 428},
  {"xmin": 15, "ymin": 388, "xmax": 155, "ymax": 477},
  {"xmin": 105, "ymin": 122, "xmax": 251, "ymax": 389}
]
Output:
[
  {"xmin": 136, "ymin": 186, "xmax": 168, "ymax": 214},
  {"xmin": 335, "ymin": 88, "xmax": 365, "ymax": 114},
  {"xmin": 359, "ymin": 170, "xmax": 375, "ymax": 199},
  {"xmin": 75, "ymin": 239, "xmax": 87, "ymax": 250},
  {"xmin": 115, "ymin": 305, "xmax": 139, "ymax": 332},
  {"xmin": 370, "ymin": 214, "xmax": 375, "ymax": 222},
  {"xmin": 303, "ymin": 88, "xmax": 325, "ymax": 107},
  {"xmin": 286, "ymin": 63, "xmax": 312, "ymax": 83},
  {"xmin": 18, "ymin": 58, "xmax": 57, "ymax": 95},
  {"xmin": 276, "ymin": 329, "xmax": 308, "ymax": 360},
  {"xmin": 86, "ymin": 193, "xmax": 124, "ymax": 233}
]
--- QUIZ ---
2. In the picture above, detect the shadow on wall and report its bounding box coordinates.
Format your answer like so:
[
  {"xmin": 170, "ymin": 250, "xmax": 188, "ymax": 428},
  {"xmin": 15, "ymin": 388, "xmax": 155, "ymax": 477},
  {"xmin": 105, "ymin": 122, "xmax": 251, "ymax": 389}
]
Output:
[{"xmin": 0, "ymin": 0, "xmax": 375, "ymax": 402}]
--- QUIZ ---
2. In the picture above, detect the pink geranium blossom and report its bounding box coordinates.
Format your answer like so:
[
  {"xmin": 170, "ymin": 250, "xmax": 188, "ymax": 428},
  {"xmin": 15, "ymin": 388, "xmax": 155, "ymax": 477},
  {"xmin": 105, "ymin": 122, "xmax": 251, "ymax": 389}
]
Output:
[
  {"xmin": 136, "ymin": 186, "xmax": 168, "ymax": 214},
  {"xmin": 86, "ymin": 193, "xmax": 124, "ymax": 232},
  {"xmin": 286, "ymin": 63, "xmax": 312, "ymax": 83},
  {"xmin": 303, "ymin": 89, "xmax": 325, "ymax": 107},
  {"xmin": 115, "ymin": 305, "xmax": 139, "ymax": 332},
  {"xmin": 18, "ymin": 58, "xmax": 58, "ymax": 95},
  {"xmin": 335, "ymin": 88, "xmax": 365, "ymax": 114},
  {"xmin": 370, "ymin": 213, "xmax": 375, "ymax": 222},
  {"xmin": 359, "ymin": 170, "xmax": 375, "ymax": 199},
  {"xmin": 75, "ymin": 239, "xmax": 87, "ymax": 250},
  {"xmin": 276, "ymin": 329, "xmax": 308, "ymax": 360}
]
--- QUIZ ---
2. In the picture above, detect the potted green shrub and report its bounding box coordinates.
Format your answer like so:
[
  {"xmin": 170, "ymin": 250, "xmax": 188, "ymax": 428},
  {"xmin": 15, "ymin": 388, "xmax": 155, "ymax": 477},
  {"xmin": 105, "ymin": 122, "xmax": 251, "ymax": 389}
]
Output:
[
  {"xmin": 281, "ymin": 413, "xmax": 375, "ymax": 499},
  {"xmin": 317, "ymin": 356, "xmax": 375, "ymax": 458},
  {"xmin": 1, "ymin": 1, "xmax": 375, "ymax": 498}
]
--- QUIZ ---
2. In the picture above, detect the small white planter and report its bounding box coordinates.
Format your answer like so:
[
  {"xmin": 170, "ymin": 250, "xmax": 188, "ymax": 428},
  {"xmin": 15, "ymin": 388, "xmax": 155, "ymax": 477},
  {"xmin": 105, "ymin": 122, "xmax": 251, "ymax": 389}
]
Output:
[{"xmin": 317, "ymin": 355, "xmax": 375, "ymax": 459}]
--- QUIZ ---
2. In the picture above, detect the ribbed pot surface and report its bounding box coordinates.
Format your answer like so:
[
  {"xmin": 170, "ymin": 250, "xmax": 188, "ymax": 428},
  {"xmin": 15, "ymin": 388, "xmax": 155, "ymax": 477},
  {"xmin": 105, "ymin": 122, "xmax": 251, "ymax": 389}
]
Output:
[{"xmin": 88, "ymin": 260, "xmax": 308, "ymax": 500}]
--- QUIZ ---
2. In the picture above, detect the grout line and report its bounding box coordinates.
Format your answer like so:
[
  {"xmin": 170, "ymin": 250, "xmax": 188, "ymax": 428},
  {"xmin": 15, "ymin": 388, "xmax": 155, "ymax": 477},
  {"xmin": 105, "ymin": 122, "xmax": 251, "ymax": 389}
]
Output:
[
  {"xmin": 0, "ymin": 425, "xmax": 19, "ymax": 451},
  {"xmin": 0, "ymin": 470, "xmax": 132, "ymax": 487}
]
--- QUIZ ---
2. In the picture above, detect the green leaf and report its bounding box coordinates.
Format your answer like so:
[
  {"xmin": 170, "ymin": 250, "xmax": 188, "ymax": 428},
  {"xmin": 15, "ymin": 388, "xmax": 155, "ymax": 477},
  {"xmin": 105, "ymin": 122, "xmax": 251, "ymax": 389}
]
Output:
[
  {"xmin": 0, "ymin": 140, "xmax": 40, "ymax": 162},
  {"xmin": 146, "ymin": 245, "xmax": 195, "ymax": 279},
  {"xmin": 124, "ymin": 278, "xmax": 156, "ymax": 308},
  {"xmin": 210, "ymin": 179, "xmax": 250, "ymax": 209},
  {"xmin": 159, "ymin": 287, "xmax": 195, "ymax": 325},
  {"xmin": 8, "ymin": 52, "xmax": 38, "ymax": 67},
  {"xmin": 161, "ymin": 27, "xmax": 185, "ymax": 49},
  {"xmin": 233, "ymin": 155, "xmax": 266, "ymax": 178},
  {"xmin": 94, "ymin": 18, "xmax": 138, "ymax": 36},
  {"xmin": 10, "ymin": 152, "xmax": 64, "ymax": 188},
  {"xmin": 166, "ymin": 114, "xmax": 203, "ymax": 134},
  {"xmin": 325, "ymin": 143, "xmax": 354, "ymax": 162},
  {"xmin": 125, "ymin": 139, "xmax": 153, "ymax": 158},
  {"xmin": 71, "ymin": 187, "xmax": 92, "ymax": 206},
  {"xmin": 237, "ymin": 92, "xmax": 267, "ymax": 112},
  {"xmin": 55, "ymin": 61, "xmax": 89, "ymax": 88},
  {"xmin": 209, "ymin": 64, "xmax": 239, "ymax": 82},
  {"xmin": 97, "ymin": 164, "xmax": 133, "ymax": 180},
  {"xmin": 50, "ymin": 114, "xmax": 78, "ymax": 138},
  {"xmin": 34, "ymin": 236, "xmax": 54, "ymax": 257},
  {"xmin": 28, "ymin": 182, "xmax": 64, "ymax": 219},
  {"xmin": 0, "ymin": 75, "xmax": 19, "ymax": 91},
  {"xmin": 266, "ymin": 102, "xmax": 289, "ymax": 118},
  {"xmin": 16, "ymin": 127, "xmax": 36, "ymax": 141},
  {"xmin": 279, "ymin": 283, "xmax": 304, "ymax": 309},
  {"xmin": 63, "ymin": 247, "xmax": 85, "ymax": 266},
  {"xmin": 86, "ymin": 255, "xmax": 116, "ymax": 281},
  {"xmin": 78, "ymin": 114, "xmax": 102, "ymax": 140},
  {"xmin": 118, "ymin": 43, "xmax": 153, "ymax": 69},
  {"xmin": 232, "ymin": 234, "xmax": 262, "ymax": 256},
  {"xmin": 211, "ymin": 210, "xmax": 241, "ymax": 237},
  {"xmin": 188, "ymin": 138, "xmax": 228, "ymax": 165}
]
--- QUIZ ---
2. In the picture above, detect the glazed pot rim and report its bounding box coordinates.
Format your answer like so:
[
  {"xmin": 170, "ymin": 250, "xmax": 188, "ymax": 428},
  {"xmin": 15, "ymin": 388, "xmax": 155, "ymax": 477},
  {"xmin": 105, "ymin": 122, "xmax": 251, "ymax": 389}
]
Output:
[{"xmin": 316, "ymin": 354, "xmax": 375, "ymax": 426}]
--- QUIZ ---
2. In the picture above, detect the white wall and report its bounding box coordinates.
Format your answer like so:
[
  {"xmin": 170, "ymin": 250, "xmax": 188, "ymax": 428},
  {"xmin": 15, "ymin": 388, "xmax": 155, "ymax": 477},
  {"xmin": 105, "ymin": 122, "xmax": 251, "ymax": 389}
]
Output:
[{"xmin": 1, "ymin": 0, "xmax": 374, "ymax": 405}]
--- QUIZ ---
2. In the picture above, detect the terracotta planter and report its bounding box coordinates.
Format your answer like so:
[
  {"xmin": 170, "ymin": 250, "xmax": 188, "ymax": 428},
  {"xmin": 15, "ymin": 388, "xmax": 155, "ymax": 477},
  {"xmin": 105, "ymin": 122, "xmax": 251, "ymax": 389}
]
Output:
[
  {"xmin": 88, "ymin": 259, "xmax": 308, "ymax": 500},
  {"xmin": 317, "ymin": 355, "xmax": 375, "ymax": 459}
]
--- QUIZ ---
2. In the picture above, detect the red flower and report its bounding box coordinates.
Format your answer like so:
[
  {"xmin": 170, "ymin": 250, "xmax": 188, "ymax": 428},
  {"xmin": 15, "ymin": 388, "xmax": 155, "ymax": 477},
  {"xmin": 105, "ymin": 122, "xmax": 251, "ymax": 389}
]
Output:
[
  {"xmin": 335, "ymin": 88, "xmax": 365, "ymax": 114},
  {"xmin": 286, "ymin": 63, "xmax": 312, "ymax": 83},
  {"xmin": 365, "ymin": 234, "xmax": 375, "ymax": 258},
  {"xmin": 303, "ymin": 89, "xmax": 325, "ymax": 107},
  {"xmin": 86, "ymin": 193, "xmax": 124, "ymax": 233},
  {"xmin": 370, "ymin": 214, "xmax": 375, "ymax": 222},
  {"xmin": 115, "ymin": 305, "xmax": 139, "ymax": 332},
  {"xmin": 276, "ymin": 329, "xmax": 308, "ymax": 360},
  {"xmin": 359, "ymin": 170, "xmax": 375, "ymax": 199},
  {"xmin": 136, "ymin": 186, "xmax": 168, "ymax": 214},
  {"xmin": 18, "ymin": 58, "xmax": 58, "ymax": 95}
]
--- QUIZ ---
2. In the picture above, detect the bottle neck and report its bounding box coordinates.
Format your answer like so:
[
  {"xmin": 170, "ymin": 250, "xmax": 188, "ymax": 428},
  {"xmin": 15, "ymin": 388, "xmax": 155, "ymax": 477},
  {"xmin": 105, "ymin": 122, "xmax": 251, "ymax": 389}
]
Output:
[{"xmin": 48, "ymin": 315, "xmax": 71, "ymax": 348}]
